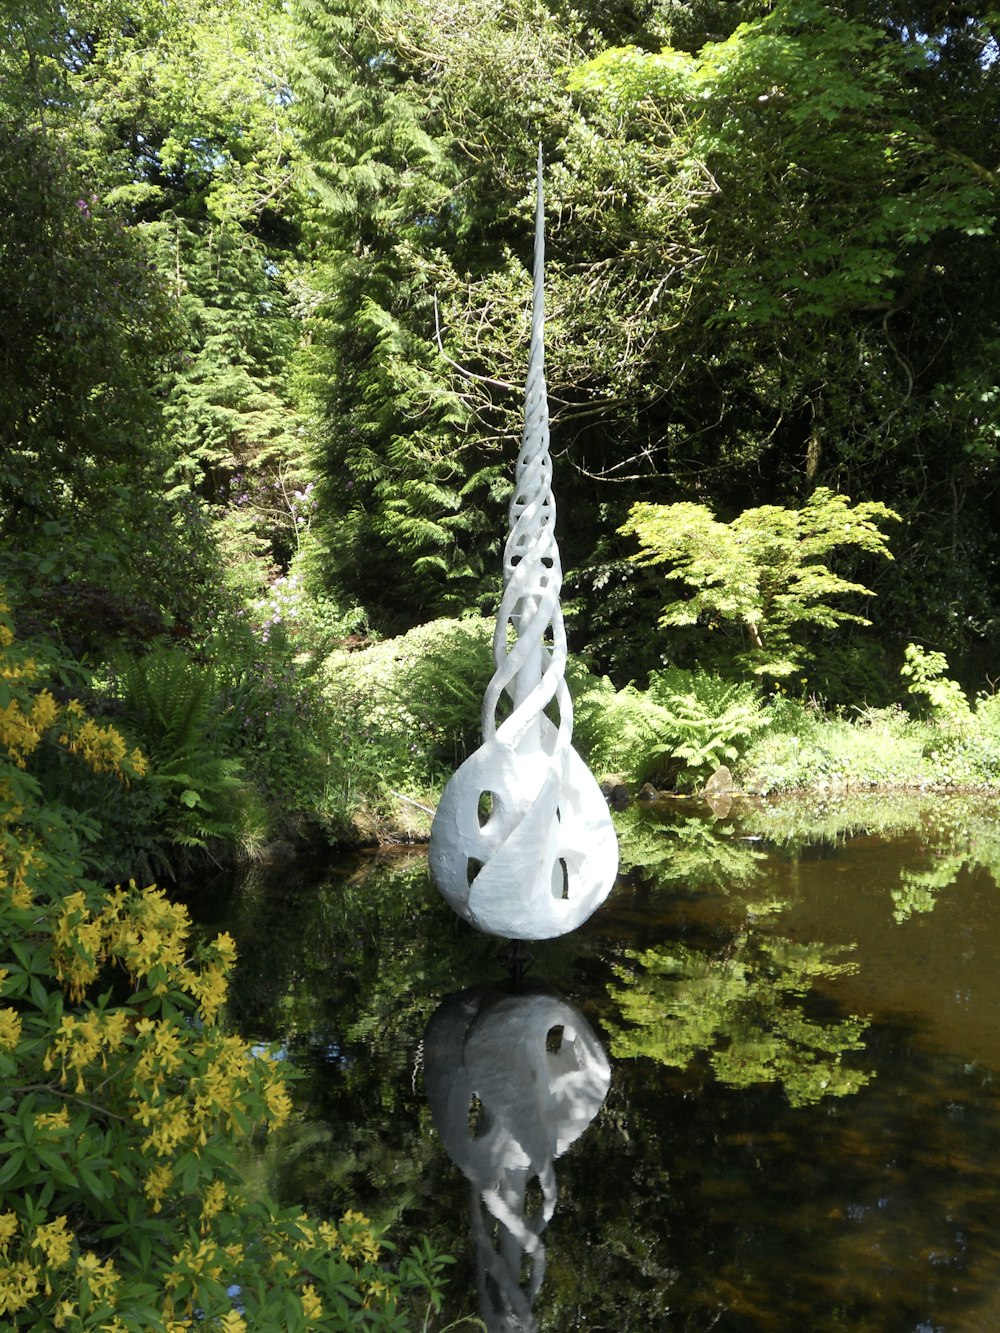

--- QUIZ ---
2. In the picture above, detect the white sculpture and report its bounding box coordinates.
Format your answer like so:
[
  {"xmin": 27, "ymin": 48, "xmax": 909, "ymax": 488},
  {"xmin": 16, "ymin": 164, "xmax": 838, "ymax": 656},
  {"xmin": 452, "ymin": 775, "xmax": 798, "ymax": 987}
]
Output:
[
  {"xmin": 428, "ymin": 151, "xmax": 618, "ymax": 940},
  {"xmin": 424, "ymin": 984, "xmax": 611, "ymax": 1331}
]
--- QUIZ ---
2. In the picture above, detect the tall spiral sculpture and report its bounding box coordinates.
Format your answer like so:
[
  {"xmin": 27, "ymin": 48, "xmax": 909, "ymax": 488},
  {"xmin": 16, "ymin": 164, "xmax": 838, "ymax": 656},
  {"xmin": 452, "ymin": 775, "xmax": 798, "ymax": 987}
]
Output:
[{"xmin": 429, "ymin": 151, "xmax": 618, "ymax": 939}]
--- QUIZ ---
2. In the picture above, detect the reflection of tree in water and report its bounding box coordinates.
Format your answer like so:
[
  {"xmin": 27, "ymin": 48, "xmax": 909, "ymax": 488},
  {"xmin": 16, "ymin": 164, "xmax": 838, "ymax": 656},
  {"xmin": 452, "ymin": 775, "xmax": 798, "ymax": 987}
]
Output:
[
  {"xmin": 607, "ymin": 931, "xmax": 872, "ymax": 1107},
  {"xmin": 616, "ymin": 805, "xmax": 767, "ymax": 893},
  {"xmin": 542, "ymin": 1019, "xmax": 1000, "ymax": 1332},
  {"xmin": 890, "ymin": 813, "xmax": 1000, "ymax": 922},
  {"xmin": 713, "ymin": 790, "xmax": 1000, "ymax": 924},
  {"xmin": 609, "ymin": 805, "xmax": 872, "ymax": 1106}
]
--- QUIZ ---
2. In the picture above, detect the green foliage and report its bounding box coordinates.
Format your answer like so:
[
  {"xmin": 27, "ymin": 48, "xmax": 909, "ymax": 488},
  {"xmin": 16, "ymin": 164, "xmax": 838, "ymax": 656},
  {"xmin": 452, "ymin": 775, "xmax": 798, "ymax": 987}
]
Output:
[
  {"xmin": 205, "ymin": 595, "xmax": 341, "ymax": 832},
  {"xmin": 738, "ymin": 699, "xmax": 932, "ymax": 795},
  {"xmin": 0, "ymin": 597, "xmax": 449, "ymax": 1329},
  {"xmin": 111, "ymin": 644, "xmax": 256, "ymax": 860},
  {"xmin": 575, "ymin": 667, "xmax": 768, "ymax": 789},
  {"xmin": 900, "ymin": 642, "xmax": 973, "ymax": 729},
  {"xmin": 614, "ymin": 806, "xmax": 768, "ymax": 893},
  {"xmin": 607, "ymin": 933, "xmax": 872, "ymax": 1107},
  {"xmin": 621, "ymin": 489, "xmax": 899, "ymax": 679},
  {"xmin": 318, "ymin": 618, "xmax": 498, "ymax": 837},
  {"xmin": 736, "ymin": 681, "xmax": 1000, "ymax": 796}
]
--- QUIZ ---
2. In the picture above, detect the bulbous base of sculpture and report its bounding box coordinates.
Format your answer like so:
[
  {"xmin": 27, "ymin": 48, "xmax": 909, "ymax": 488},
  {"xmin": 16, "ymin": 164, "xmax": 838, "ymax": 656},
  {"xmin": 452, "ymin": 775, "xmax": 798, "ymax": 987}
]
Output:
[{"xmin": 428, "ymin": 729, "xmax": 618, "ymax": 940}]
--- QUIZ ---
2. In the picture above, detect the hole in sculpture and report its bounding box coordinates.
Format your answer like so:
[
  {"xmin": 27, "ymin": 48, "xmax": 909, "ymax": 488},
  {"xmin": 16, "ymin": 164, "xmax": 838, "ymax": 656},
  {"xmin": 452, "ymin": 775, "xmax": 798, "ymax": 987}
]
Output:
[
  {"xmin": 541, "ymin": 555, "xmax": 553, "ymax": 568},
  {"xmin": 519, "ymin": 1251, "xmax": 535, "ymax": 1291},
  {"xmin": 477, "ymin": 791, "xmax": 497, "ymax": 827},
  {"xmin": 546, "ymin": 1024, "xmax": 564, "ymax": 1053},
  {"xmin": 555, "ymin": 857, "xmax": 569, "ymax": 900},
  {"xmin": 467, "ymin": 857, "xmax": 484, "ymax": 887},
  {"xmin": 468, "ymin": 1092, "xmax": 492, "ymax": 1139},
  {"xmin": 524, "ymin": 1174, "xmax": 544, "ymax": 1222}
]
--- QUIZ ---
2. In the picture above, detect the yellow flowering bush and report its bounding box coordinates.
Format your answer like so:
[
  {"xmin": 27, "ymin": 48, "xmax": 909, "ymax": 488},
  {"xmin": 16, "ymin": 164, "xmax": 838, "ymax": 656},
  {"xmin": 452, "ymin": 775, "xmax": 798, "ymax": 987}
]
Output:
[{"xmin": 0, "ymin": 598, "xmax": 452, "ymax": 1329}]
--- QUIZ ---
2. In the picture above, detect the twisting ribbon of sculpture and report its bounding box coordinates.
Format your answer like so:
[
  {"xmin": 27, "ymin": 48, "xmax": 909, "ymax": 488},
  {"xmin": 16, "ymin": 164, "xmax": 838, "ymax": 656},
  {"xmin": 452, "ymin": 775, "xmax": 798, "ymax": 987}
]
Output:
[{"xmin": 429, "ymin": 149, "xmax": 618, "ymax": 939}]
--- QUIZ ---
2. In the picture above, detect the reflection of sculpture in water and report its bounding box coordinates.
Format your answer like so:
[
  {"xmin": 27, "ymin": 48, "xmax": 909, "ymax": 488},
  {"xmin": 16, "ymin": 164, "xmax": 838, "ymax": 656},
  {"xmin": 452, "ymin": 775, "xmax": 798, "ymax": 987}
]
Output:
[
  {"xmin": 424, "ymin": 984, "xmax": 610, "ymax": 1331},
  {"xmin": 428, "ymin": 151, "xmax": 618, "ymax": 940}
]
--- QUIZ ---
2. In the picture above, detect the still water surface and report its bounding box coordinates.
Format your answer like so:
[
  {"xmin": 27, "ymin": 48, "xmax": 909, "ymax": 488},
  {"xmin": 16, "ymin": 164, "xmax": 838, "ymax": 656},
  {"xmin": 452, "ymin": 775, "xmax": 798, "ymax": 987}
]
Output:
[{"xmin": 194, "ymin": 793, "xmax": 1000, "ymax": 1331}]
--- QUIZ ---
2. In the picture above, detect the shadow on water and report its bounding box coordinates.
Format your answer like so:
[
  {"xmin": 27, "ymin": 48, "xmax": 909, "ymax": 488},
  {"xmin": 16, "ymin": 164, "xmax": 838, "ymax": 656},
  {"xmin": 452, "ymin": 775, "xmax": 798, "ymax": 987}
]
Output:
[{"xmin": 188, "ymin": 793, "xmax": 1000, "ymax": 1331}]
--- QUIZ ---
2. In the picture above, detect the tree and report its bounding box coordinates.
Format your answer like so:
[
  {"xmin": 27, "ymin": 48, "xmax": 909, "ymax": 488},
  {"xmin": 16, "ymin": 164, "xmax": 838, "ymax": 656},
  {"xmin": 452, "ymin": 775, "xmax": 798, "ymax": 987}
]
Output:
[
  {"xmin": 621, "ymin": 488, "xmax": 900, "ymax": 678},
  {"xmin": 292, "ymin": 0, "xmax": 1000, "ymax": 673},
  {"xmin": 566, "ymin": 1, "xmax": 1000, "ymax": 657},
  {"xmin": 1, "ymin": 0, "xmax": 309, "ymax": 654}
]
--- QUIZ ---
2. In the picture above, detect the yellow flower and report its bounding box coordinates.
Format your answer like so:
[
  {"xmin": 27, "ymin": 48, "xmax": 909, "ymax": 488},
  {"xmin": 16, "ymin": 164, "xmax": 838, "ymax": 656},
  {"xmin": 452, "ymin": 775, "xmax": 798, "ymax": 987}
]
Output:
[
  {"xmin": 76, "ymin": 1251, "xmax": 120, "ymax": 1302},
  {"xmin": 218, "ymin": 1312, "xmax": 247, "ymax": 1332},
  {"xmin": 317, "ymin": 1220, "xmax": 339, "ymax": 1250},
  {"xmin": 214, "ymin": 932, "xmax": 237, "ymax": 964},
  {"xmin": 0, "ymin": 1212, "xmax": 19, "ymax": 1250},
  {"xmin": 300, "ymin": 1283, "xmax": 324, "ymax": 1323},
  {"xmin": 262, "ymin": 1078, "xmax": 292, "ymax": 1128},
  {"xmin": 144, "ymin": 1164, "xmax": 173, "ymax": 1213},
  {"xmin": 0, "ymin": 1259, "xmax": 40, "ymax": 1314},
  {"xmin": 36, "ymin": 1107, "xmax": 71, "ymax": 1132},
  {"xmin": 184, "ymin": 962, "xmax": 228, "ymax": 1023},
  {"xmin": 32, "ymin": 1215, "xmax": 73, "ymax": 1267},
  {"xmin": 0, "ymin": 1008, "xmax": 22, "ymax": 1051},
  {"xmin": 29, "ymin": 689, "xmax": 58, "ymax": 735},
  {"xmin": 53, "ymin": 1299, "xmax": 78, "ymax": 1328},
  {"xmin": 200, "ymin": 1180, "xmax": 227, "ymax": 1229},
  {"xmin": 364, "ymin": 1277, "xmax": 393, "ymax": 1308}
]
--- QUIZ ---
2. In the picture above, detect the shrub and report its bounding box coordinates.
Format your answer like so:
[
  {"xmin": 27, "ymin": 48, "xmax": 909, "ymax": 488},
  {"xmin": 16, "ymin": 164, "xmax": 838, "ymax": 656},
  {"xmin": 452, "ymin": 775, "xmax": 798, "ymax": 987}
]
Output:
[
  {"xmin": 737, "ymin": 700, "xmax": 930, "ymax": 795},
  {"xmin": 574, "ymin": 667, "xmax": 768, "ymax": 789},
  {"xmin": 318, "ymin": 618, "xmax": 497, "ymax": 834},
  {"xmin": 110, "ymin": 643, "xmax": 260, "ymax": 866},
  {"xmin": 620, "ymin": 488, "xmax": 899, "ymax": 680},
  {"xmin": 900, "ymin": 643, "xmax": 972, "ymax": 731},
  {"xmin": 0, "ymin": 594, "xmax": 452, "ymax": 1328}
]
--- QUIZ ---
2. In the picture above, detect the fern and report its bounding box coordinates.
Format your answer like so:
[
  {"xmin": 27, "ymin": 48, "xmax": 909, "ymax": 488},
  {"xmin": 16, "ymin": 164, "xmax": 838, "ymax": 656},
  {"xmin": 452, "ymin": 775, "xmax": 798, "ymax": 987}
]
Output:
[
  {"xmin": 115, "ymin": 644, "xmax": 216, "ymax": 767},
  {"xmin": 573, "ymin": 676, "xmax": 676, "ymax": 785},
  {"xmin": 648, "ymin": 668, "xmax": 769, "ymax": 786},
  {"xmin": 575, "ymin": 667, "xmax": 768, "ymax": 789},
  {"xmin": 112, "ymin": 644, "xmax": 252, "ymax": 859}
]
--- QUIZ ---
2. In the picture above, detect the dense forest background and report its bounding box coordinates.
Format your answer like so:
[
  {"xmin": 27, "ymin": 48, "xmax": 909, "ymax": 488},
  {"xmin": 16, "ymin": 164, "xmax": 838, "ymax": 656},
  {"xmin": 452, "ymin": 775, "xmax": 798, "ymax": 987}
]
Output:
[
  {"xmin": 4, "ymin": 0, "xmax": 1000, "ymax": 866},
  {"xmin": 5, "ymin": 0, "xmax": 1000, "ymax": 672}
]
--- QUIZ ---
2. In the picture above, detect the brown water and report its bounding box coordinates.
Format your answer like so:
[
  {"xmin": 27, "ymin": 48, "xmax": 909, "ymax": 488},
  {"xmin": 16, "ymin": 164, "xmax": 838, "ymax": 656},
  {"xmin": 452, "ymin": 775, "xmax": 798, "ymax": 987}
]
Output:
[{"xmin": 197, "ymin": 792, "xmax": 1000, "ymax": 1331}]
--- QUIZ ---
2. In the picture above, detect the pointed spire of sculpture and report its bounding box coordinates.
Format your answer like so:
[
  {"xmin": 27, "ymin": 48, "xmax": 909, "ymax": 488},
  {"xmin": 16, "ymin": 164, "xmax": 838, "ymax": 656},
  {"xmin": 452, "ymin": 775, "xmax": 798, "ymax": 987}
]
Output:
[{"xmin": 428, "ymin": 151, "xmax": 618, "ymax": 941}]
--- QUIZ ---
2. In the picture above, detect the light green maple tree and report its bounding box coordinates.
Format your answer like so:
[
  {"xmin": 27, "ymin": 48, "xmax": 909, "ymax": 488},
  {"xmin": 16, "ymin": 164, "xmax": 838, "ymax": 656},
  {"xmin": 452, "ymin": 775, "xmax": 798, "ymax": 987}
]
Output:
[{"xmin": 621, "ymin": 487, "xmax": 899, "ymax": 678}]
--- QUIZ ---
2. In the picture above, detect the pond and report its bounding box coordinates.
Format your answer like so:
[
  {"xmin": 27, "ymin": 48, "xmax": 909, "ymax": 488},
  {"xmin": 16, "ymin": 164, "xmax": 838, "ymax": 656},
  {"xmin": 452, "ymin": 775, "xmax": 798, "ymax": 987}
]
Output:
[{"xmin": 192, "ymin": 792, "xmax": 1000, "ymax": 1331}]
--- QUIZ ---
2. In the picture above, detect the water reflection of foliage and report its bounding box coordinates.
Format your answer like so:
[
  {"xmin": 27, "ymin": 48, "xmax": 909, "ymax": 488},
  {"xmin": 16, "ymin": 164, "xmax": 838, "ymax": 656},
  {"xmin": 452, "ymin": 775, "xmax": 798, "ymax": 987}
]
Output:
[
  {"xmin": 725, "ymin": 790, "xmax": 1000, "ymax": 924},
  {"xmin": 615, "ymin": 804, "xmax": 767, "ymax": 893},
  {"xmin": 205, "ymin": 852, "xmax": 488, "ymax": 1240},
  {"xmin": 737, "ymin": 790, "xmax": 1000, "ymax": 863},
  {"xmin": 608, "ymin": 933, "xmax": 872, "ymax": 1107},
  {"xmin": 890, "ymin": 816, "xmax": 1000, "ymax": 921},
  {"xmin": 609, "ymin": 803, "xmax": 875, "ymax": 1105}
]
